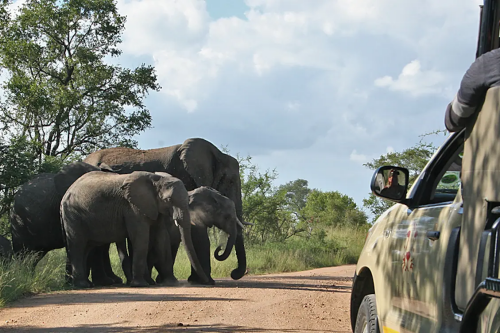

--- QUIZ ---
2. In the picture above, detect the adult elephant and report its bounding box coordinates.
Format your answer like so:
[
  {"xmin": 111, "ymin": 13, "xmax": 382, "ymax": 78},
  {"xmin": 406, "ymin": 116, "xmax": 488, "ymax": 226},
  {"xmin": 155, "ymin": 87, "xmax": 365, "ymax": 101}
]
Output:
[
  {"xmin": 84, "ymin": 138, "xmax": 247, "ymax": 284},
  {"xmin": 118, "ymin": 185, "xmax": 244, "ymax": 284},
  {"xmin": 61, "ymin": 171, "xmax": 209, "ymax": 288},
  {"xmin": 10, "ymin": 162, "xmax": 121, "ymax": 285}
]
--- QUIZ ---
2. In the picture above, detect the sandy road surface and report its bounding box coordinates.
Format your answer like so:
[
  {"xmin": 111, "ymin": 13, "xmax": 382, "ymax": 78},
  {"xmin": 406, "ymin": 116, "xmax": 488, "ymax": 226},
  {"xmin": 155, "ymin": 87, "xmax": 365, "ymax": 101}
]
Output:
[{"xmin": 0, "ymin": 265, "xmax": 355, "ymax": 333}]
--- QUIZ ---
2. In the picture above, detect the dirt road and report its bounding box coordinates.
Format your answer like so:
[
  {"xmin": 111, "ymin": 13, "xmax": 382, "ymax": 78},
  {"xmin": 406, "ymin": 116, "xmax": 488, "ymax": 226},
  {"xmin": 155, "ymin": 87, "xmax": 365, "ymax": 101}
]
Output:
[{"xmin": 0, "ymin": 265, "xmax": 355, "ymax": 332}]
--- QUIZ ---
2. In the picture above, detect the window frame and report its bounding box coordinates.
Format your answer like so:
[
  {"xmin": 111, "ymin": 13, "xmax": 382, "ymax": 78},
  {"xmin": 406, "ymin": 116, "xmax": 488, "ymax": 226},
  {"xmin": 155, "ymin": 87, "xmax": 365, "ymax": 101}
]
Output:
[{"xmin": 407, "ymin": 129, "xmax": 465, "ymax": 208}]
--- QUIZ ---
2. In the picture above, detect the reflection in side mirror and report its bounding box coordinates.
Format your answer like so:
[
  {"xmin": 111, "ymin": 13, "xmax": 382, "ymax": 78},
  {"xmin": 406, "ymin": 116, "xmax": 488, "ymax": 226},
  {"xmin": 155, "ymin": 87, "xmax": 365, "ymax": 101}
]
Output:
[{"xmin": 371, "ymin": 166, "xmax": 409, "ymax": 202}]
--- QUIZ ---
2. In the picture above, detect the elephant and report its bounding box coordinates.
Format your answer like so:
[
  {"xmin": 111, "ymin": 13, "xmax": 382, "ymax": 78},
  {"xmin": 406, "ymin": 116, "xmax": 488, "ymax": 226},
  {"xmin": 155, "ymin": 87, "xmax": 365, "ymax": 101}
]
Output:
[
  {"xmin": 60, "ymin": 170, "xmax": 209, "ymax": 288},
  {"xmin": 0, "ymin": 235, "xmax": 12, "ymax": 259},
  {"xmin": 118, "ymin": 184, "xmax": 244, "ymax": 285},
  {"xmin": 9, "ymin": 162, "xmax": 122, "ymax": 285},
  {"xmin": 84, "ymin": 137, "xmax": 248, "ymax": 284}
]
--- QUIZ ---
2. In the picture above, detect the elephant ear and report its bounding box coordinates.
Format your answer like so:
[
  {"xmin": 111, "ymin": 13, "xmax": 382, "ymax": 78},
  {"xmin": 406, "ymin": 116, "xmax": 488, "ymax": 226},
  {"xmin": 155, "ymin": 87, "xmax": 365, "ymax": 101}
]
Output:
[
  {"xmin": 54, "ymin": 161, "xmax": 100, "ymax": 197},
  {"xmin": 121, "ymin": 172, "xmax": 159, "ymax": 221},
  {"xmin": 179, "ymin": 138, "xmax": 216, "ymax": 187}
]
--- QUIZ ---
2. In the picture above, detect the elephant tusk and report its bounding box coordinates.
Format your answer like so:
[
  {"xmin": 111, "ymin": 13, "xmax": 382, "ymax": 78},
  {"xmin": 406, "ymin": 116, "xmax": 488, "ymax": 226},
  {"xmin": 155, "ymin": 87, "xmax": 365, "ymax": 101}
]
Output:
[
  {"xmin": 174, "ymin": 219, "xmax": 179, "ymax": 227},
  {"xmin": 237, "ymin": 219, "xmax": 253, "ymax": 228}
]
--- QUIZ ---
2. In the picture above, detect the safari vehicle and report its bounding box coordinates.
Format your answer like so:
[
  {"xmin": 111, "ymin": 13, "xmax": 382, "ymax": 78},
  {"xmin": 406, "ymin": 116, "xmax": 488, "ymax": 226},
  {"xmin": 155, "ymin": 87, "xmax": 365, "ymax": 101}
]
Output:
[{"xmin": 350, "ymin": 1, "xmax": 500, "ymax": 332}]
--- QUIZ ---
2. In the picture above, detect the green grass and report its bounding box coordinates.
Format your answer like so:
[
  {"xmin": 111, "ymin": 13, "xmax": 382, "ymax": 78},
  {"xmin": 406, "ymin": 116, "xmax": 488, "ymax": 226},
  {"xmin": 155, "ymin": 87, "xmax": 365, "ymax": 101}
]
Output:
[
  {"xmin": 0, "ymin": 251, "xmax": 68, "ymax": 307},
  {"xmin": 0, "ymin": 226, "xmax": 367, "ymax": 306}
]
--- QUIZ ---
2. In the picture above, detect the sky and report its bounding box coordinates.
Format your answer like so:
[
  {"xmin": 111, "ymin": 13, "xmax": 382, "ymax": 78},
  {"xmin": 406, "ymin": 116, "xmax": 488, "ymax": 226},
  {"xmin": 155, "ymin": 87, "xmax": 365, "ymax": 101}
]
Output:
[{"xmin": 9, "ymin": 0, "xmax": 485, "ymax": 211}]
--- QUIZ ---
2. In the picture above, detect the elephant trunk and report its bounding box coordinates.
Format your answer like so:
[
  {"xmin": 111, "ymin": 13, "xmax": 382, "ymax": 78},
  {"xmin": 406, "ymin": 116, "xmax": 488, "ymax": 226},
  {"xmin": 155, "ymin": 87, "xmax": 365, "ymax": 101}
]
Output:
[
  {"xmin": 231, "ymin": 232, "xmax": 247, "ymax": 280},
  {"xmin": 231, "ymin": 193, "xmax": 247, "ymax": 280},
  {"xmin": 176, "ymin": 207, "xmax": 210, "ymax": 284},
  {"xmin": 214, "ymin": 227, "xmax": 236, "ymax": 261}
]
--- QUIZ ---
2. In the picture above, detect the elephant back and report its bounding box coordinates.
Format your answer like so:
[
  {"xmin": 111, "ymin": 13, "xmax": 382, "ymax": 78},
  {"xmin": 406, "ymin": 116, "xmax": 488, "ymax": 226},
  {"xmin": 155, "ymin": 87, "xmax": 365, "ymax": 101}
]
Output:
[
  {"xmin": 10, "ymin": 173, "xmax": 64, "ymax": 253},
  {"xmin": 84, "ymin": 145, "xmax": 183, "ymax": 175},
  {"xmin": 54, "ymin": 162, "xmax": 103, "ymax": 197}
]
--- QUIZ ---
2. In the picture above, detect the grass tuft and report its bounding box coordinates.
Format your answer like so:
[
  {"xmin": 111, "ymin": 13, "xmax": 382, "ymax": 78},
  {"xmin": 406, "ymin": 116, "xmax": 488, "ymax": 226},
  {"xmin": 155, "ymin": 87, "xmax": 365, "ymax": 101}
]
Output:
[{"xmin": 0, "ymin": 251, "xmax": 67, "ymax": 307}]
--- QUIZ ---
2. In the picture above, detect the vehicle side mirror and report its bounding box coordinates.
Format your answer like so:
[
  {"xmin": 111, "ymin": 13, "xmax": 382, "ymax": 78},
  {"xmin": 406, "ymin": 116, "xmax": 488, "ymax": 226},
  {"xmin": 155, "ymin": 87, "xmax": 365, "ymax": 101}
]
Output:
[{"xmin": 371, "ymin": 166, "xmax": 410, "ymax": 202}]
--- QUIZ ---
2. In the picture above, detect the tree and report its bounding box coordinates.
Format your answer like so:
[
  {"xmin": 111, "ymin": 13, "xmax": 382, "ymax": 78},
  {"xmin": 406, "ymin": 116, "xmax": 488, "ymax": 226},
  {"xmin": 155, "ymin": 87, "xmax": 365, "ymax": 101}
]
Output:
[
  {"xmin": 303, "ymin": 190, "xmax": 367, "ymax": 229},
  {"xmin": 362, "ymin": 134, "xmax": 443, "ymax": 222},
  {"xmin": 278, "ymin": 179, "xmax": 310, "ymax": 222},
  {"xmin": 0, "ymin": 137, "xmax": 36, "ymax": 217},
  {"xmin": 0, "ymin": 0, "xmax": 160, "ymax": 226},
  {"xmin": 238, "ymin": 155, "xmax": 303, "ymax": 244},
  {"xmin": 0, "ymin": 0, "xmax": 160, "ymax": 162}
]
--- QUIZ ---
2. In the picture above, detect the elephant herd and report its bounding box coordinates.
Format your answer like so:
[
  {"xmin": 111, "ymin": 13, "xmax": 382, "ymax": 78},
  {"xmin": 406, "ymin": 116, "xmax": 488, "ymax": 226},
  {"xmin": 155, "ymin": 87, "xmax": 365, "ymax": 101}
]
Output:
[{"xmin": 1, "ymin": 138, "xmax": 248, "ymax": 288}]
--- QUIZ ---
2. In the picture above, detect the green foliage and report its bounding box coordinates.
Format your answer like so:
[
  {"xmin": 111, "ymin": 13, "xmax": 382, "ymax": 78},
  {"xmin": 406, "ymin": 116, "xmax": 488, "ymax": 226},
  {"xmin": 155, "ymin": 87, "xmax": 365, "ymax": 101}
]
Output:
[
  {"xmin": 303, "ymin": 190, "xmax": 368, "ymax": 228},
  {"xmin": 237, "ymin": 154, "xmax": 367, "ymax": 244},
  {"xmin": 239, "ymin": 155, "xmax": 298, "ymax": 244},
  {"xmin": 0, "ymin": 0, "xmax": 160, "ymax": 159},
  {"xmin": 362, "ymin": 193, "xmax": 393, "ymax": 221},
  {"xmin": 0, "ymin": 0, "xmax": 160, "ymax": 228},
  {"xmin": 278, "ymin": 179, "xmax": 311, "ymax": 222},
  {"xmin": 0, "ymin": 136, "xmax": 37, "ymax": 218}
]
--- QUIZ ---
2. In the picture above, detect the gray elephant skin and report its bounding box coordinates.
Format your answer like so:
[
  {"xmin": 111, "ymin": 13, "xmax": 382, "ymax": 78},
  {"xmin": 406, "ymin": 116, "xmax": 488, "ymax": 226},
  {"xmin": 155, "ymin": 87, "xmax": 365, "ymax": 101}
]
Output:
[
  {"xmin": 0, "ymin": 234, "xmax": 12, "ymax": 259},
  {"xmin": 9, "ymin": 162, "xmax": 121, "ymax": 285},
  {"xmin": 84, "ymin": 137, "xmax": 247, "ymax": 284},
  {"xmin": 60, "ymin": 170, "xmax": 209, "ymax": 288},
  {"xmin": 120, "ymin": 185, "xmax": 244, "ymax": 284}
]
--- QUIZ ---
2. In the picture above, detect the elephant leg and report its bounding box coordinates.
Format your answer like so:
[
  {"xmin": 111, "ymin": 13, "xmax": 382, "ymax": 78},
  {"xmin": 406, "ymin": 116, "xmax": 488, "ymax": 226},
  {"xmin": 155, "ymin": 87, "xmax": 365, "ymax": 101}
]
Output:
[
  {"xmin": 145, "ymin": 249, "xmax": 157, "ymax": 285},
  {"xmin": 126, "ymin": 219, "xmax": 150, "ymax": 287},
  {"xmin": 119, "ymin": 235, "xmax": 154, "ymax": 285},
  {"xmin": 66, "ymin": 237, "xmax": 92, "ymax": 288},
  {"xmin": 188, "ymin": 225, "xmax": 214, "ymax": 285},
  {"xmin": 152, "ymin": 222, "xmax": 177, "ymax": 286},
  {"xmin": 89, "ymin": 245, "xmax": 119, "ymax": 286},
  {"xmin": 117, "ymin": 240, "xmax": 132, "ymax": 284}
]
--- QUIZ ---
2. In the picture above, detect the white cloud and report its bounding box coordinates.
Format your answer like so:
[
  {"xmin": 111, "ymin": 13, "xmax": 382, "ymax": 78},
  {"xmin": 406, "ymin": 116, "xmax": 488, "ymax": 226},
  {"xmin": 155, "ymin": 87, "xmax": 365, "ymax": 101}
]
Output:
[
  {"xmin": 374, "ymin": 60, "xmax": 448, "ymax": 97},
  {"xmin": 350, "ymin": 150, "xmax": 368, "ymax": 164},
  {"xmin": 286, "ymin": 101, "xmax": 300, "ymax": 111},
  {"xmin": 118, "ymin": 0, "xmax": 209, "ymax": 56}
]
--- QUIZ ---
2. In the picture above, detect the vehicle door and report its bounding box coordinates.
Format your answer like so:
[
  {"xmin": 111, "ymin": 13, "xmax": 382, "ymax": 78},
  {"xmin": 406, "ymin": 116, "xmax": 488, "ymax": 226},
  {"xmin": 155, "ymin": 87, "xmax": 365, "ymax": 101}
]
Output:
[{"xmin": 378, "ymin": 132, "xmax": 464, "ymax": 333}]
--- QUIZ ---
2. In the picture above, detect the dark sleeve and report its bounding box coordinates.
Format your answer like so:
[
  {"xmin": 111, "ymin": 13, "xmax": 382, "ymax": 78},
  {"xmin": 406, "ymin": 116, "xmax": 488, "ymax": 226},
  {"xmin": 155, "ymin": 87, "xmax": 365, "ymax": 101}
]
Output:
[
  {"xmin": 444, "ymin": 50, "xmax": 500, "ymax": 132},
  {"xmin": 457, "ymin": 52, "xmax": 489, "ymax": 107}
]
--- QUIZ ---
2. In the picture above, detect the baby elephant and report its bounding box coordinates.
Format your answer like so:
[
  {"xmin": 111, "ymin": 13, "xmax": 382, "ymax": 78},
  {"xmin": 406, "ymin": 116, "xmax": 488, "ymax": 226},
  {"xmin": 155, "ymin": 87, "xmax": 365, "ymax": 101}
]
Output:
[
  {"xmin": 119, "ymin": 185, "xmax": 245, "ymax": 285},
  {"xmin": 61, "ymin": 171, "xmax": 209, "ymax": 288}
]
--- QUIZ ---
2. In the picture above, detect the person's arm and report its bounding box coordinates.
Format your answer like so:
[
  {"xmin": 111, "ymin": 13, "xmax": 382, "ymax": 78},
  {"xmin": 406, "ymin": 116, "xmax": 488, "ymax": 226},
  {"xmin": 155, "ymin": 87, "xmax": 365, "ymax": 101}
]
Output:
[
  {"xmin": 445, "ymin": 50, "xmax": 498, "ymax": 132},
  {"xmin": 444, "ymin": 96, "xmax": 476, "ymax": 132}
]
